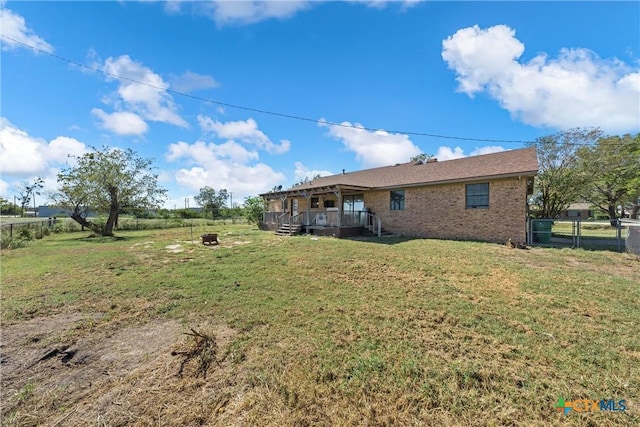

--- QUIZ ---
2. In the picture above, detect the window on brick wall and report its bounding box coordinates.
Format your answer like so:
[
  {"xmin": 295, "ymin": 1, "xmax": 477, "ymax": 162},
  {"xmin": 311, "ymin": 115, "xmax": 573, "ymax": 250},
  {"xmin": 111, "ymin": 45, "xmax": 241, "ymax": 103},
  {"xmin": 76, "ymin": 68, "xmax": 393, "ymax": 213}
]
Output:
[
  {"xmin": 311, "ymin": 197, "xmax": 319, "ymax": 208},
  {"xmin": 390, "ymin": 189, "xmax": 405, "ymax": 210},
  {"xmin": 466, "ymin": 183, "xmax": 489, "ymax": 209}
]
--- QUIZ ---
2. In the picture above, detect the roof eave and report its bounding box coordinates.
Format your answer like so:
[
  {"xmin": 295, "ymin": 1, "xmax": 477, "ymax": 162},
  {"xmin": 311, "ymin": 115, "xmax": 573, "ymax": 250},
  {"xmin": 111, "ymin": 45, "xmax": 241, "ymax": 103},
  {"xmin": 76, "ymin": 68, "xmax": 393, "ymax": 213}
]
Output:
[{"xmin": 375, "ymin": 170, "xmax": 539, "ymax": 190}]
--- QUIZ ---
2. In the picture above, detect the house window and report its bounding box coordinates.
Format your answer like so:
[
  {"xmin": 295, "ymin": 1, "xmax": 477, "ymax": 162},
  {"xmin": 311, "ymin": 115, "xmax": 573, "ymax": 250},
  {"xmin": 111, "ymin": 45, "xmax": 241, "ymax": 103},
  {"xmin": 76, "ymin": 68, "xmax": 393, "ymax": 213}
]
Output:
[
  {"xmin": 324, "ymin": 200, "xmax": 335, "ymax": 208},
  {"xmin": 390, "ymin": 190, "xmax": 405, "ymax": 210},
  {"xmin": 311, "ymin": 197, "xmax": 319, "ymax": 208},
  {"xmin": 343, "ymin": 194, "xmax": 364, "ymax": 213},
  {"xmin": 281, "ymin": 199, "xmax": 287, "ymax": 211},
  {"xmin": 466, "ymin": 183, "xmax": 489, "ymax": 209}
]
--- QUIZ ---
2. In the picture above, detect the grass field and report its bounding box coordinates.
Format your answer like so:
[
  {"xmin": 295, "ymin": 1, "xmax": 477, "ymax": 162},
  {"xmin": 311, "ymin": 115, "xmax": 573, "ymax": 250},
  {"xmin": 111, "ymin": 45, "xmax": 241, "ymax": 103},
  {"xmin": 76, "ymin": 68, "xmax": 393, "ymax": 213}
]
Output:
[{"xmin": 1, "ymin": 225, "xmax": 638, "ymax": 426}]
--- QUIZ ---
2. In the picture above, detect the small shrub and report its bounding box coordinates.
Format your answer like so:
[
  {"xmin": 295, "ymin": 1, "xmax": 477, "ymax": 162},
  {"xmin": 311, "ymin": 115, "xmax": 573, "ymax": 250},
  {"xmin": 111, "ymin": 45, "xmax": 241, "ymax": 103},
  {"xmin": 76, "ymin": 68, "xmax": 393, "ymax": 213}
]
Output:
[
  {"xmin": 1, "ymin": 235, "xmax": 29, "ymax": 249},
  {"xmin": 52, "ymin": 222, "xmax": 65, "ymax": 233},
  {"xmin": 64, "ymin": 221, "xmax": 81, "ymax": 232},
  {"xmin": 17, "ymin": 227, "xmax": 33, "ymax": 240}
]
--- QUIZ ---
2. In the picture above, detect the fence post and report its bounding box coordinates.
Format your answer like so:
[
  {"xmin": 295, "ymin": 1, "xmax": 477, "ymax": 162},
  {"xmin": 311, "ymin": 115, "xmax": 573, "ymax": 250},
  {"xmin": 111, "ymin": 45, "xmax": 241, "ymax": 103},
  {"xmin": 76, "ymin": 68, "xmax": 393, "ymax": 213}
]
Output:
[{"xmin": 617, "ymin": 219, "xmax": 622, "ymax": 252}]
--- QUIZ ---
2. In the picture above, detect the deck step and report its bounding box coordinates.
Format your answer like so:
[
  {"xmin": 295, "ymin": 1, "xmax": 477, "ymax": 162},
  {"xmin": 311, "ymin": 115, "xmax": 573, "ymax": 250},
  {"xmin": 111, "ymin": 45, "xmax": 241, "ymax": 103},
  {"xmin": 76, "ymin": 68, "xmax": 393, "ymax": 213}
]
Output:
[
  {"xmin": 275, "ymin": 223, "xmax": 303, "ymax": 236},
  {"xmin": 362, "ymin": 227, "xmax": 392, "ymax": 237}
]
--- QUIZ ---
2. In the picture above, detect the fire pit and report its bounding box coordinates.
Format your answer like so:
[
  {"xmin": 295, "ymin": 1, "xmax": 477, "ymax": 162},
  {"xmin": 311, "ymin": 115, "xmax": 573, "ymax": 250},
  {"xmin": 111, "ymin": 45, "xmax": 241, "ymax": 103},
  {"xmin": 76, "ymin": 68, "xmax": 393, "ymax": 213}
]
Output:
[{"xmin": 201, "ymin": 233, "xmax": 218, "ymax": 245}]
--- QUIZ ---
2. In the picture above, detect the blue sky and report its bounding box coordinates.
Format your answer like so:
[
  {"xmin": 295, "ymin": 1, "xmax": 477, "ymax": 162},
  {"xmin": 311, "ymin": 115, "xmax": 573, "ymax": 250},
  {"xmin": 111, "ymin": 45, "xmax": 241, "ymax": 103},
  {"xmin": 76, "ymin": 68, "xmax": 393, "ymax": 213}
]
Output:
[{"xmin": 1, "ymin": 1, "xmax": 639, "ymax": 209}]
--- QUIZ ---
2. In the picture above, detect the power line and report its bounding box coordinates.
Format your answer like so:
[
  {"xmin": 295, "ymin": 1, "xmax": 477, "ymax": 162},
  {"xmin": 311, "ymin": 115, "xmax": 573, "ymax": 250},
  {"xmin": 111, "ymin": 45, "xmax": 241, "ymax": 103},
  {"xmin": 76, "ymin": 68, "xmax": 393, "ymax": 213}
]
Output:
[{"xmin": 2, "ymin": 33, "xmax": 619, "ymax": 146}]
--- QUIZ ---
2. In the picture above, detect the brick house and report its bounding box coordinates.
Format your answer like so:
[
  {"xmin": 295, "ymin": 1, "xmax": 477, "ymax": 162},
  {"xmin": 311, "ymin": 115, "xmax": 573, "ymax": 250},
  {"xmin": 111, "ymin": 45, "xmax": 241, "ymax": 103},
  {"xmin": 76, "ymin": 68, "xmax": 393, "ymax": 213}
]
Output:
[
  {"xmin": 558, "ymin": 203, "xmax": 595, "ymax": 219},
  {"xmin": 261, "ymin": 147, "xmax": 538, "ymax": 243}
]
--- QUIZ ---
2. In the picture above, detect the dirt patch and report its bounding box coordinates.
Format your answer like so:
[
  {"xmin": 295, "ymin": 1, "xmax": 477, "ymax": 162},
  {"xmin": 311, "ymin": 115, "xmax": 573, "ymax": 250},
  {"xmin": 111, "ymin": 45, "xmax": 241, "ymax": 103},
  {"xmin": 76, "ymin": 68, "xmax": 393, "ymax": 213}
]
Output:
[
  {"xmin": 1, "ymin": 313, "xmax": 240, "ymax": 426},
  {"xmin": 165, "ymin": 243, "xmax": 184, "ymax": 253}
]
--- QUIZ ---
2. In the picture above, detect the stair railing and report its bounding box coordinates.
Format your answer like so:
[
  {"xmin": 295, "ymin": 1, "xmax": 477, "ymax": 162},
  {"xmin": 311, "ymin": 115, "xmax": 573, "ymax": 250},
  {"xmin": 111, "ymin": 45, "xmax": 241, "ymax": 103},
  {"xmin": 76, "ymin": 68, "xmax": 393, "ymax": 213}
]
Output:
[
  {"xmin": 276, "ymin": 212, "xmax": 288, "ymax": 231},
  {"xmin": 364, "ymin": 212, "xmax": 382, "ymax": 237}
]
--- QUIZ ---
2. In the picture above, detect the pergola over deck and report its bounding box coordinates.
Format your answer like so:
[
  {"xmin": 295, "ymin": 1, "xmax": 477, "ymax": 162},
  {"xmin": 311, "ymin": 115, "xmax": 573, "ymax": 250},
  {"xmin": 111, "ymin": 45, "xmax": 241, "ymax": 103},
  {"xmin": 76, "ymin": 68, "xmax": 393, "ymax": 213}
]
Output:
[{"xmin": 260, "ymin": 183, "xmax": 381, "ymax": 236}]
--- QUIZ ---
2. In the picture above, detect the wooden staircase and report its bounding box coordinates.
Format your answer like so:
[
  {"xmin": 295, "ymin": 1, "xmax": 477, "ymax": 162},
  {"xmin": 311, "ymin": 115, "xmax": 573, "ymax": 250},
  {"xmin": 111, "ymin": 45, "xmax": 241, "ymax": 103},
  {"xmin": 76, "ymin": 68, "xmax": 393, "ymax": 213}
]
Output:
[{"xmin": 275, "ymin": 223, "xmax": 303, "ymax": 236}]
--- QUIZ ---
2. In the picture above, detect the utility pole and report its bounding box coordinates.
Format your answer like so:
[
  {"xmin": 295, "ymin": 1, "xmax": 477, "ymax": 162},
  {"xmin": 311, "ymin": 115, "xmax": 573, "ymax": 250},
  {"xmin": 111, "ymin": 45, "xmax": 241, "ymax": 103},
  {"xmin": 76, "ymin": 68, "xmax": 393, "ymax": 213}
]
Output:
[{"xmin": 230, "ymin": 192, "xmax": 233, "ymax": 209}]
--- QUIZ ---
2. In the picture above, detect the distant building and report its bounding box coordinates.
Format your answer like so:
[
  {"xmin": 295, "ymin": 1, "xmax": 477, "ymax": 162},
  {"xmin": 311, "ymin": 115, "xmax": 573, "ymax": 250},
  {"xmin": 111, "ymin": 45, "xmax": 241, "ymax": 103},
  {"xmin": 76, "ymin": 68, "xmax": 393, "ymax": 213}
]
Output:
[
  {"xmin": 37, "ymin": 205, "xmax": 71, "ymax": 218},
  {"xmin": 558, "ymin": 203, "xmax": 594, "ymax": 219}
]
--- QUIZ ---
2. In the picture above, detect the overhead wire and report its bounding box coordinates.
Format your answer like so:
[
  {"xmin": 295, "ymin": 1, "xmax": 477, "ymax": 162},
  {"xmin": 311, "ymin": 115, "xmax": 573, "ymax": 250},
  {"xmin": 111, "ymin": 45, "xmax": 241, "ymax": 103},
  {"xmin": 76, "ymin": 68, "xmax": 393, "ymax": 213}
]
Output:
[{"xmin": 2, "ymin": 34, "xmax": 625, "ymax": 147}]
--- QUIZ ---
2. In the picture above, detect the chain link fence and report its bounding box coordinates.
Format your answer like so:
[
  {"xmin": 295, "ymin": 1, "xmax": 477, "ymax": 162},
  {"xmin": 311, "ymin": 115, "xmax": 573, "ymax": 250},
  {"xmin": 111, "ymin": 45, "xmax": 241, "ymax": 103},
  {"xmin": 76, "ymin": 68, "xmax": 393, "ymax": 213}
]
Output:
[
  {"xmin": 1, "ymin": 217, "xmax": 248, "ymax": 249},
  {"xmin": 528, "ymin": 218, "xmax": 636, "ymax": 253}
]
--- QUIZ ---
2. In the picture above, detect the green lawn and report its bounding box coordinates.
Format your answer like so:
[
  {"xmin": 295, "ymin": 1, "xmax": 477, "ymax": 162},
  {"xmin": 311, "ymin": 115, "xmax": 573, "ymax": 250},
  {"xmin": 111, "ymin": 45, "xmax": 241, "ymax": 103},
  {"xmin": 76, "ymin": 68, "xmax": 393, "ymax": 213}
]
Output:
[{"xmin": 1, "ymin": 225, "xmax": 638, "ymax": 426}]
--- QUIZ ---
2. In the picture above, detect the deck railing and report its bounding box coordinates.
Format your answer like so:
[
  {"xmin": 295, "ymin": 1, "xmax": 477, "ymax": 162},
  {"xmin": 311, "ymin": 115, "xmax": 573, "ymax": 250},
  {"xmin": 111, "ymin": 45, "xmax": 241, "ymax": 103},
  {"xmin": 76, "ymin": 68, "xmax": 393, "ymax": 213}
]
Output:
[{"xmin": 264, "ymin": 209, "xmax": 382, "ymax": 236}]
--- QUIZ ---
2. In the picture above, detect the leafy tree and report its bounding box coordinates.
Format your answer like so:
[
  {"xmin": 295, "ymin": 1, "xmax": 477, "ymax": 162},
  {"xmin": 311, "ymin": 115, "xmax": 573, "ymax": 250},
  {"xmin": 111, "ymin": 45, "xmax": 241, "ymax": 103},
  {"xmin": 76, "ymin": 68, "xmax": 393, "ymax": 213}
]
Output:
[
  {"xmin": 0, "ymin": 197, "xmax": 18, "ymax": 215},
  {"xmin": 293, "ymin": 174, "xmax": 321, "ymax": 187},
  {"xmin": 529, "ymin": 128, "xmax": 602, "ymax": 218},
  {"xmin": 16, "ymin": 177, "xmax": 44, "ymax": 216},
  {"xmin": 575, "ymin": 133, "xmax": 640, "ymax": 220},
  {"xmin": 54, "ymin": 146, "xmax": 167, "ymax": 236},
  {"xmin": 243, "ymin": 196, "xmax": 265, "ymax": 227},
  {"xmin": 410, "ymin": 153, "xmax": 434, "ymax": 162},
  {"xmin": 194, "ymin": 187, "xmax": 228, "ymax": 219},
  {"xmin": 175, "ymin": 208, "xmax": 201, "ymax": 219}
]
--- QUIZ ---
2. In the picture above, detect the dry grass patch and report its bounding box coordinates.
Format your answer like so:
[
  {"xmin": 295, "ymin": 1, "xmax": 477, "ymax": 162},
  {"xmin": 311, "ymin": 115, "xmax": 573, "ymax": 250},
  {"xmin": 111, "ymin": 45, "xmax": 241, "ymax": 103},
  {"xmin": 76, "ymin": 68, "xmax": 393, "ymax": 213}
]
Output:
[{"xmin": 1, "ymin": 226, "xmax": 638, "ymax": 426}]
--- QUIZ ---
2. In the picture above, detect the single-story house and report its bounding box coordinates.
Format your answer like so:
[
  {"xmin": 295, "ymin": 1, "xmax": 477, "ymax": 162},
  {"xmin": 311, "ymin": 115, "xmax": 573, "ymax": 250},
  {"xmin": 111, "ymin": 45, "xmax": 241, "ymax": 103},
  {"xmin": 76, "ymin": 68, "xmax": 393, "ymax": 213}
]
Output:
[
  {"xmin": 558, "ymin": 203, "xmax": 595, "ymax": 219},
  {"xmin": 261, "ymin": 147, "xmax": 538, "ymax": 243}
]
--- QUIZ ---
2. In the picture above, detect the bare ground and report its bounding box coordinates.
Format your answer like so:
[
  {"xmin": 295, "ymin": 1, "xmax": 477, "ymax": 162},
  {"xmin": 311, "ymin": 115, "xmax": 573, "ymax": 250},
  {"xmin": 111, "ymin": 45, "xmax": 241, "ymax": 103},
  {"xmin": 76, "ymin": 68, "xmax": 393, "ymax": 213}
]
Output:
[{"xmin": 1, "ymin": 313, "xmax": 241, "ymax": 426}]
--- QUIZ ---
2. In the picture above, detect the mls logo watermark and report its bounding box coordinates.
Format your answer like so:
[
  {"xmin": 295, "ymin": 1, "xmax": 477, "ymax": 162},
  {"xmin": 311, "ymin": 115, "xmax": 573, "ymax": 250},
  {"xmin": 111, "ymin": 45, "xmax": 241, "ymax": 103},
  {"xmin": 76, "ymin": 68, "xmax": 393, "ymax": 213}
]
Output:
[{"xmin": 555, "ymin": 397, "xmax": 627, "ymax": 415}]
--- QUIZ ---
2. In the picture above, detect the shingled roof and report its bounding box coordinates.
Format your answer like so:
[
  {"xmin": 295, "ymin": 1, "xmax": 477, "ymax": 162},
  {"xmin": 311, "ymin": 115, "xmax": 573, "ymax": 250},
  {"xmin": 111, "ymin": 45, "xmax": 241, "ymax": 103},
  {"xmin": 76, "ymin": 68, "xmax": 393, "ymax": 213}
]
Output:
[{"xmin": 264, "ymin": 147, "xmax": 538, "ymax": 196}]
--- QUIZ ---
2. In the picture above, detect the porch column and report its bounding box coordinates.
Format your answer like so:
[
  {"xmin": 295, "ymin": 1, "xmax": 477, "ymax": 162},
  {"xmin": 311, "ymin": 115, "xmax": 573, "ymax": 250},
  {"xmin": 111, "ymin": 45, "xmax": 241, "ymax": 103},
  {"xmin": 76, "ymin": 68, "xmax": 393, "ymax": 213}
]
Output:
[
  {"xmin": 334, "ymin": 190, "xmax": 342, "ymax": 227},
  {"xmin": 280, "ymin": 196, "xmax": 288, "ymax": 225},
  {"xmin": 303, "ymin": 192, "xmax": 311, "ymax": 227}
]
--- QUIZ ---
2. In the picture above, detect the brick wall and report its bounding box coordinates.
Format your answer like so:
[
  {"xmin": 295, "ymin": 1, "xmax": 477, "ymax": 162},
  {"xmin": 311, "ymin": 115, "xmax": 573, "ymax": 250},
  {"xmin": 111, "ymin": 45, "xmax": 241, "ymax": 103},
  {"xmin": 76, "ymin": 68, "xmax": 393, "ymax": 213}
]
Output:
[{"xmin": 364, "ymin": 177, "xmax": 529, "ymax": 243}]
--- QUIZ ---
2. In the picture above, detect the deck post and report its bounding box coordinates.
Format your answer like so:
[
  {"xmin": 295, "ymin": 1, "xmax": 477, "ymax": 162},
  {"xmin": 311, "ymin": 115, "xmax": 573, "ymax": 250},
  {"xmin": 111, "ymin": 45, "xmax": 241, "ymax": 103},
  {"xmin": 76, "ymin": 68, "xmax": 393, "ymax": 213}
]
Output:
[
  {"xmin": 304, "ymin": 192, "xmax": 311, "ymax": 232},
  {"xmin": 335, "ymin": 190, "xmax": 342, "ymax": 227}
]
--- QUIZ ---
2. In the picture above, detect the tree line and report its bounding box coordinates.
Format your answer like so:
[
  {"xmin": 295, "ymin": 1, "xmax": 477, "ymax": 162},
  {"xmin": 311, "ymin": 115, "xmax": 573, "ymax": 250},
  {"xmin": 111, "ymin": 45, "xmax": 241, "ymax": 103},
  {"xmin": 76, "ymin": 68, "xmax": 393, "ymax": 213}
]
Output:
[
  {"xmin": 6, "ymin": 146, "xmax": 265, "ymax": 236},
  {"xmin": 7, "ymin": 129, "xmax": 637, "ymax": 236},
  {"xmin": 530, "ymin": 129, "xmax": 639, "ymax": 220}
]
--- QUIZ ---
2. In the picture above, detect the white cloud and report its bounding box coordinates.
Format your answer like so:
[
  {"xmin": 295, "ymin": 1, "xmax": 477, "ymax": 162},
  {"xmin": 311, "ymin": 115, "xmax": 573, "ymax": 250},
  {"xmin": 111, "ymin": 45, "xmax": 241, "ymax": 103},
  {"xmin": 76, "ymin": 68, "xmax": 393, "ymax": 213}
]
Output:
[
  {"xmin": 319, "ymin": 120, "xmax": 421, "ymax": 167},
  {"xmin": 92, "ymin": 109, "xmax": 149, "ymax": 136},
  {"xmin": 1, "ymin": 120, "xmax": 49, "ymax": 176},
  {"xmin": 48, "ymin": 136, "xmax": 88, "ymax": 164},
  {"xmin": 169, "ymin": 71, "xmax": 218, "ymax": 93},
  {"xmin": 470, "ymin": 145, "xmax": 505, "ymax": 156},
  {"xmin": 165, "ymin": 139, "xmax": 285, "ymax": 198},
  {"xmin": 198, "ymin": 116, "xmax": 290, "ymax": 154},
  {"xmin": 348, "ymin": 0, "xmax": 422, "ymax": 10},
  {"xmin": 0, "ymin": 5, "xmax": 53, "ymax": 53},
  {"xmin": 0, "ymin": 177, "xmax": 9, "ymax": 199},
  {"xmin": 100, "ymin": 55, "xmax": 188, "ymax": 128},
  {"xmin": 197, "ymin": 1, "xmax": 311, "ymax": 26},
  {"xmin": 293, "ymin": 161, "xmax": 334, "ymax": 183},
  {"xmin": 164, "ymin": 0, "xmax": 420, "ymax": 25},
  {"xmin": 0, "ymin": 118, "xmax": 87, "ymax": 197},
  {"xmin": 442, "ymin": 24, "xmax": 640, "ymax": 134},
  {"xmin": 434, "ymin": 146, "xmax": 465, "ymax": 161},
  {"xmin": 166, "ymin": 140, "xmax": 259, "ymax": 164},
  {"xmin": 434, "ymin": 145, "xmax": 505, "ymax": 161}
]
